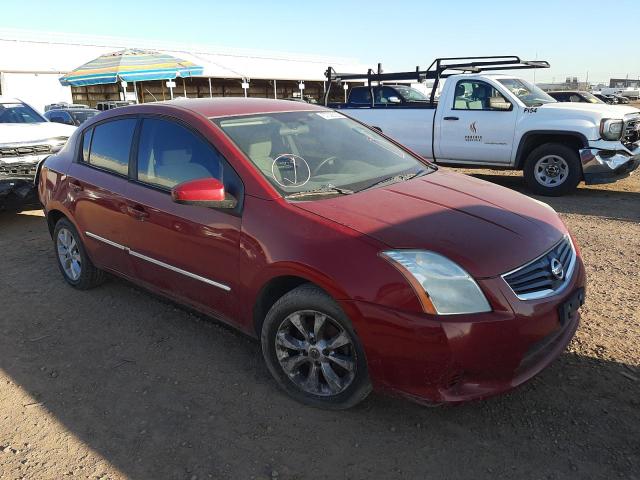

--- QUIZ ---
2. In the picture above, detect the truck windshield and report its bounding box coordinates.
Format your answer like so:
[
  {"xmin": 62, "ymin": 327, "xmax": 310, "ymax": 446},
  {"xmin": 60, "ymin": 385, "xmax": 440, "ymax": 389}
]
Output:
[
  {"xmin": 214, "ymin": 110, "xmax": 433, "ymax": 198},
  {"xmin": 0, "ymin": 103, "xmax": 46, "ymax": 123},
  {"xmin": 497, "ymin": 79, "xmax": 556, "ymax": 107}
]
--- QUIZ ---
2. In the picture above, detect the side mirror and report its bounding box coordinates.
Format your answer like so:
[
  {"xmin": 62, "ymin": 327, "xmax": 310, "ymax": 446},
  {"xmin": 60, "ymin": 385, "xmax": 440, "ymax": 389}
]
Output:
[
  {"xmin": 387, "ymin": 96, "xmax": 401, "ymax": 104},
  {"xmin": 171, "ymin": 178, "xmax": 237, "ymax": 209},
  {"xmin": 491, "ymin": 101, "xmax": 513, "ymax": 111}
]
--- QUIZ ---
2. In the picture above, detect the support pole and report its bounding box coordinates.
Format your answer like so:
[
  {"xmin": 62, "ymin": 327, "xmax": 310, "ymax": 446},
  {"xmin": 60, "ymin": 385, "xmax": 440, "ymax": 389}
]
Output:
[
  {"xmin": 183, "ymin": 77, "xmax": 187, "ymax": 97},
  {"xmin": 209, "ymin": 77, "xmax": 213, "ymax": 98},
  {"xmin": 133, "ymin": 81, "xmax": 138, "ymax": 103},
  {"xmin": 274, "ymin": 79, "xmax": 277, "ymax": 99}
]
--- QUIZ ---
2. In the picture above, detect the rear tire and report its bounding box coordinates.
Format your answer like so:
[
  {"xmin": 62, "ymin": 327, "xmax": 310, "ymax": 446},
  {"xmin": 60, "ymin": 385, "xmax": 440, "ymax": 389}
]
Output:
[
  {"xmin": 523, "ymin": 143, "xmax": 582, "ymax": 196},
  {"xmin": 261, "ymin": 284, "xmax": 372, "ymax": 410},
  {"xmin": 53, "ymin": 217, "xmax": 105, "ymax": 289}
]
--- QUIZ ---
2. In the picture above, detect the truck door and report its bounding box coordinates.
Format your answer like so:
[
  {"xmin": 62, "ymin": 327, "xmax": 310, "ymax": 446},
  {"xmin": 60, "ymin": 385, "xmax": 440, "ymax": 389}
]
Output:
[{"xmin": 436, "ymin": 79, "xmax": 517, "ymax": 164}]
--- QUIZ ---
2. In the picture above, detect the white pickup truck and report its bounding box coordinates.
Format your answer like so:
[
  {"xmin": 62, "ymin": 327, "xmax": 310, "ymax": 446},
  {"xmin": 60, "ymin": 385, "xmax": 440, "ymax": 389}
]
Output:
[
  {"xmin": 0, "ymin": 97, "xmax": 76, "ymax": 210},
  {"xmin": 325, "ymin": 57, "xmax": 640, "ymax": 196}
]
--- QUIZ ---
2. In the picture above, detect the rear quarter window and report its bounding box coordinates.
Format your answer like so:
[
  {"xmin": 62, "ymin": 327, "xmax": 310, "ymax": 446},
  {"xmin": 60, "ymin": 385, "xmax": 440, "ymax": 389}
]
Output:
[{"xmin": 86, "ymin": 118, "xmax": 137, "ymax": 175}]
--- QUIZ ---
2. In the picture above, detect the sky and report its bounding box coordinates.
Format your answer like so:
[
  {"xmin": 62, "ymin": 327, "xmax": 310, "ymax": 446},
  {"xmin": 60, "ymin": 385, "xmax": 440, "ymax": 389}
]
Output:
[{"xmin": 1, "ymin": 0, "xmax": 639, "ymax": 84}]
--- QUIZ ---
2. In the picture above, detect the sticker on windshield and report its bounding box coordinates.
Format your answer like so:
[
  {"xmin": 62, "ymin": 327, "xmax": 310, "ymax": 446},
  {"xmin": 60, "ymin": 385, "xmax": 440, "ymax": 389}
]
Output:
[
  {"xmin": 316, "ymin": 111, "xmax": 344, "ymax": 120},
  {"xmin": 272, "ymin": 154, "xmax": 311, "ymax": 188}
]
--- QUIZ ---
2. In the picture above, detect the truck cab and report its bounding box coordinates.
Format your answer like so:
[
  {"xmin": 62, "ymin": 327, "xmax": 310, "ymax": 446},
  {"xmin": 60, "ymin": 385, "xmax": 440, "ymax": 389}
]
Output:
[{"xmin": 325, "ymin": 57, "xmax": 640, "ymax": 196}]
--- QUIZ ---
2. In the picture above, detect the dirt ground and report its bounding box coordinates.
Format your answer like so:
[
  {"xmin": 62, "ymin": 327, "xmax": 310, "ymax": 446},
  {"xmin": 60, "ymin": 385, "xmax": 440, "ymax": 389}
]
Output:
[{"xmin": 1, "ymin": 170, "xmax": 638, "ymax": 480}]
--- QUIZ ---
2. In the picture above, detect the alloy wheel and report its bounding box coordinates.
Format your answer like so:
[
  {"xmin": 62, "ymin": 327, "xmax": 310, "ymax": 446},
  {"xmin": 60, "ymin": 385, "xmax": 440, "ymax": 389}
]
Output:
[
  {"xmin": 275, "ymin": 310, "xmax": 357, "ymax": 397},
  {"xmin": 56, "ymin": 228, "xmax": 82, "ymax": 281}
]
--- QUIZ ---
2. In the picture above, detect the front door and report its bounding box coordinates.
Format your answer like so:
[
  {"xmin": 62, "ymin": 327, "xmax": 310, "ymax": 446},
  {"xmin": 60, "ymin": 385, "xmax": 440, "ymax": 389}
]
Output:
[
  {"xmin": 123, "ymin": 116, "xmax": 243, "ymax": 323},
  {"xmin": 437, "ymin": 79, "xmax": 517, "ymax": 164}
]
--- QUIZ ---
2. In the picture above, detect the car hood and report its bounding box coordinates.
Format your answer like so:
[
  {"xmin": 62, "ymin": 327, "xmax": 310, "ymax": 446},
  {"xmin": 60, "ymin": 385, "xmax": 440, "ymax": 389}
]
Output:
[
  {"xmin": 539, "ymin": 102, "xmax": 639, "ymax": 118},
  {"xmin": 292, "ymin": 170, "xmax": 567, "ymax": 278},
  {"xmin": 0, "ymin": 122, "xmax": 76, "ymax": 144}
]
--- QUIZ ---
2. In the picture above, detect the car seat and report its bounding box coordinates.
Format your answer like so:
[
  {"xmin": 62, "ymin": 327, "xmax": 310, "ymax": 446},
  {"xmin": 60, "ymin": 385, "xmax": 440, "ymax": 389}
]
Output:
[{"xmin": 454, "ymin": 83, "xmax": 468, "ymax": 109}]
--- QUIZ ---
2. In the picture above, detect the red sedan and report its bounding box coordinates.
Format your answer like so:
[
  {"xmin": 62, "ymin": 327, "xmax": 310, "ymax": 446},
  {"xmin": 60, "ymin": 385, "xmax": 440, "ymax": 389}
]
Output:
[{"xmin": 38, "ymin": 98, "xmax": 586, "ymax": 409}]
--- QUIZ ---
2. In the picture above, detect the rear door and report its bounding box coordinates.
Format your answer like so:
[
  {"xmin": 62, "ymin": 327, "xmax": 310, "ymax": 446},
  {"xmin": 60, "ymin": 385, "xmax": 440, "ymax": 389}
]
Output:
[
  {"xmin": 66, "ymin": 117, "xmax": 137, "ymax": 275},
  {"xmin": 436, "ymin": 79, "xmax": 517, "ymax": 164},
  {"xmin": 123, "ymin": 116, "xmax": 243, "ymax": 323}
]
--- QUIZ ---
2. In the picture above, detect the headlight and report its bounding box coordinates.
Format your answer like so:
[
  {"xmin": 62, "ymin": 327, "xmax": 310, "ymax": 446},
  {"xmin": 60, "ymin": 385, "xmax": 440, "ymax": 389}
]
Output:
[
  {"xmin": 381, "ymin": 250, "xmax": 491, "ymax": 315},
  {"xmin": 600, "ymin": 119, "xmax": 624, "ymax": 141}
]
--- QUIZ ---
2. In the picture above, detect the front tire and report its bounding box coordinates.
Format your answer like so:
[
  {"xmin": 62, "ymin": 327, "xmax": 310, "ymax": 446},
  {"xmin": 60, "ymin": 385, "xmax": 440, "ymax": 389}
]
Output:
[
  {"xmin": 53, "ymin": 217, "xmax": 105, "ymax": 289},
  {"xmin": 261, "ymin": 284, "xmax": 372, "ymax": 409},
  {"xmin": 523, "ymin": 143, "xmax": 582, "ymax": 196}
]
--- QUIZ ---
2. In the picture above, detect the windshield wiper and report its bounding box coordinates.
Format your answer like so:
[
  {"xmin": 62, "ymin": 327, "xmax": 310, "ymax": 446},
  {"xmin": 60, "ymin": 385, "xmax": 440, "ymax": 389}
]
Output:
[
  {"xmin": 358, "ymin": 170, "xmax": 427, "ymax": 192},
  {"xmin": 284, "ymin": 184, "xmax": 354, "ymax": 199}
]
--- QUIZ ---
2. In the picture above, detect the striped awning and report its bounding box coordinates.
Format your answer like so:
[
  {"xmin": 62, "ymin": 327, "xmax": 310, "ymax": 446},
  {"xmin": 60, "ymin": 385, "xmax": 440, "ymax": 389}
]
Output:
[{"xmin": 59, "ymin": 48, "xmax": 203, "ymax": 86}]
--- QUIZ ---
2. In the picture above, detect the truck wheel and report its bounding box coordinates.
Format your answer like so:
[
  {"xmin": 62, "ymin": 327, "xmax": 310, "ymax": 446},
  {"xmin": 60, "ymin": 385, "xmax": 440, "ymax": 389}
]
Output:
[
  {"xmin": 261, "ymin": 284, "xmax": 372, "ymax": 410},
  {"xmin": 523, "ymin": 143, "xmax": 581, "ymax": 196}
]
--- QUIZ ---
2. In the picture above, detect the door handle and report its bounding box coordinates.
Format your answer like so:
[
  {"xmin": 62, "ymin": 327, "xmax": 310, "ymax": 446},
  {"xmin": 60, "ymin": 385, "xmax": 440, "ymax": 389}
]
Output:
[
  {"xmin": 69, "ymin": 180, "xmax": 83, "ymax": 191},
  {"xmin": 443, "ymin": 116, "xmax": 459, "ymax": 121},
  {"xmin": 126, "ymin": 205, "xmax": 149, "ymax": 220}
]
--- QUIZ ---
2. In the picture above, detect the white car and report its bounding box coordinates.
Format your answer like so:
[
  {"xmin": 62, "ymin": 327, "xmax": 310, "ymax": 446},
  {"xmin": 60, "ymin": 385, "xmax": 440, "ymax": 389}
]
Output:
[
  {"xmin": 327, "ymin": 59, "xmax": 640, "ymax": 196},
  {"xmin": 0, "ymin": 97, "xmax": 76, "ymax": 209}
]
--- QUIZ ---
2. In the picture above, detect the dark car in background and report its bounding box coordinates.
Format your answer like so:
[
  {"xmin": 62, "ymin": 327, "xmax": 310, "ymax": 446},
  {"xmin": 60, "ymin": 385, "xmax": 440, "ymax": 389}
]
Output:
[
  {"xmin": 44, "ymin": 108, "xmax": 100, "ymax": 126},
  {"xmin": 612, "ymin": 94, "xmax": 630, "ymax": 104},
  {"xmin": 593, "ymin": 93, "xmax": 617, "ymax": 104},
  {"xmin": 547, "ymin": 91, "xmax": 604, "ymax": 104}
]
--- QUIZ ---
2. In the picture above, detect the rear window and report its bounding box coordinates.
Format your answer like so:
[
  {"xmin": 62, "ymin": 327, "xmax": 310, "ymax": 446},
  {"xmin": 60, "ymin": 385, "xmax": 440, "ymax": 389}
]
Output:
[{"xmin": 86, "ymin": 118, "xmax": 136, "ymax": 175}]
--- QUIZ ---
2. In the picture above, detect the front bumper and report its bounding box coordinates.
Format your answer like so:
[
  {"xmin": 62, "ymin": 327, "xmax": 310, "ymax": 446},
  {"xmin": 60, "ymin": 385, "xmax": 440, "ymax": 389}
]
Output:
[
  {"xmin": 342, "ymin": 256, "xmax": 587, "ymax": 404},
  {"xmin": 0, "ymin": 158, "xmax": 46, "ymax": 210},
  {"xmin": 0, "ymin": 177, "xmax": 39, "ymax": 210},
  {"xmin": 580, "ymin": 146, "xmax": 640, "ymax": 184}
]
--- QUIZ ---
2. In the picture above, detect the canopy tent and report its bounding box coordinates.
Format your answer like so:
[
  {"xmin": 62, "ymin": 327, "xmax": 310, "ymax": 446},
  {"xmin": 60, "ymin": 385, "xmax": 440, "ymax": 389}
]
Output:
[{"xmin": 58, "ymin": 48, "xmax": 203, "ymax": 99}]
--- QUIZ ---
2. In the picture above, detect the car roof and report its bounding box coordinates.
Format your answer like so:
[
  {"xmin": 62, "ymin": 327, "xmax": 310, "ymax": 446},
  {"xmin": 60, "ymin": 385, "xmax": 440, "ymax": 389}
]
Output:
[{"xmin": 156, "ymin": 97, "xmax": 328, "ymax": 118}]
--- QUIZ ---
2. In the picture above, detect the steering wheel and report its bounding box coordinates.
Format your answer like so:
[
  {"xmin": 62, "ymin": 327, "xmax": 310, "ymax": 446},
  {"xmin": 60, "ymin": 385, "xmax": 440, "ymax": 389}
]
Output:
[{"xmin": 313, "ymin": 156, "xmax": 339, "ymax": 176}]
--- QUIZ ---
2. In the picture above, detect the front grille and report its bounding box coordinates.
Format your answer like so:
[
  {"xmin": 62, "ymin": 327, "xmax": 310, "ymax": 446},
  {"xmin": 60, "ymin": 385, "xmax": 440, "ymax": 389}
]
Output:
[
  {"xmin": 503, "ymin": 236, "xmax": 575, "ymax": 300},
  {"xmin": 623, "ymin": 118, "xmax": 640, "ymax": 148},
  {"xmin": 0, "ymin": 144, "xmax": 52, "ymax": 158},
  {"xmin": 0, "ymin": 163, "xmax": 38, "ymax": 177}
]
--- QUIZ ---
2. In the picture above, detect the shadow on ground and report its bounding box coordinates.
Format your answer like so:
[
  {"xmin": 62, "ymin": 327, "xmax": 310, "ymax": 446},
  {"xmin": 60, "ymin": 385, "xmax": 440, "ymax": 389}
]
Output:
[
  {"xmin": 1, "ymin": 212, "xmax": 639, "ymax": 479},
  {"xmin": 467, "ymin": 172, "xmax": 640, "ymax": 223}
]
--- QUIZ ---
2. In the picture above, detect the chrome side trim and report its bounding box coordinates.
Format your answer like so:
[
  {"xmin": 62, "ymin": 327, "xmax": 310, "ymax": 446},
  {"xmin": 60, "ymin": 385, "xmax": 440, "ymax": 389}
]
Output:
[
  {"xmin": 129, "ymin": 250, "xmax": 231, "ymax": 291},
  {"xmin": 84, "ymin": 231, "xmax": 231, "ymax": 292},
  {"xmin": 85, "ymin": 231, "xmax": 128, "ymax": 251},
  {"xmin": 501, "ymin": 235, "xmax": 577, "ymax": 301}
]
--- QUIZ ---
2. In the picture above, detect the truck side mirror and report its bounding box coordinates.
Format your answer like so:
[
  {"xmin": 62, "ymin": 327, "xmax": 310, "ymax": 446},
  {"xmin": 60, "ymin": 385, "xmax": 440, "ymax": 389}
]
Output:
[
  {"xmin": 490, "ymin": 100, "xmax": 513, "ymax": 111},
  {"xmin": 387, "ymin": 96, "xmax": 401, "ymax": 104}
]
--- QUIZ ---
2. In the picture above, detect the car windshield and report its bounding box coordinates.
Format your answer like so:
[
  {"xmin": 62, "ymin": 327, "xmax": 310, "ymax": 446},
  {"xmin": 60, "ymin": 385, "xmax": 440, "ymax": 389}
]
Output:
[
  {"xmin": 69, "ymin": 110, "xmax": 99, "ymax": 125},
  {"xmin": 214, "ymin": 110, "xmax": 433, "ymax": 198},
  {"xmin": 0, "ymin": 102, "xmax": 46, "ymax": 123},
  {"xmin": 393, "ymin": 86, "xmax": 430, "ymax": 102},
  {"xmin": 497, "ymin": 78, "xmax": 556, "ymax": 107}
]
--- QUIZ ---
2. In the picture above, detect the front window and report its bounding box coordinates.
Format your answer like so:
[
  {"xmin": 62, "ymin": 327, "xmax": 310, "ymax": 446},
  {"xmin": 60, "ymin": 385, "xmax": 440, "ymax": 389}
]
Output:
[
  {"xmin": 497, "ymin": 78, "xmax": 556, "ymax": 107},
  {"xmin": 453, "ymin": 81, "xmax": 512, "ymax": 111},
  {"xmin": 213, "ymin": 111, "xmax": 433, "ymax": 198},
  {"xmin": 0, "ymin": 102, "xmax": 46, "ymax": 123}
]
